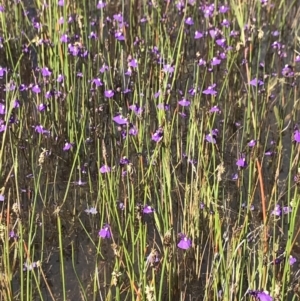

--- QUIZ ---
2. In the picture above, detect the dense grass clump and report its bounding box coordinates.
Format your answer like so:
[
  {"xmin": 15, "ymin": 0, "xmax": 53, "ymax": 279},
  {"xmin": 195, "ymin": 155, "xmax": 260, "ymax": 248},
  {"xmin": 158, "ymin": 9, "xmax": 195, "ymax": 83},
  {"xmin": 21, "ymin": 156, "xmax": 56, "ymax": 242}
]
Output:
[{"xmin": 1, "ymin": 0, "xmax": 300, "ymax": 300}]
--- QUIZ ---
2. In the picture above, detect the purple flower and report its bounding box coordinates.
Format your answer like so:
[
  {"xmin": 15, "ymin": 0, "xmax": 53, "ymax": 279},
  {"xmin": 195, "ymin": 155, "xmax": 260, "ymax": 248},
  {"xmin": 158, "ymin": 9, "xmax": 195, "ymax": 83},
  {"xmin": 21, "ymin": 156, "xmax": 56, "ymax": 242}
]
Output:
[
  {"xmin": 256, "ymin": 292, "xmax": 273, "ymax": 301},
  {"xmin": 113, "ymin": 114, "xmax": 128, "ymax": 125},
  {"xmin": 99, "ymin": 165, "xmax": 110, "ymax": 173},
  {"xmin": 185, "ymin": 17, "xmax": 194, "ymax": 25},
  {"xmin": 41, "ymin": 67, "xmax": 51, "ymax": 77},
  {"xmin": 236, "ymin": 155, "xmax": 247, "ymax": 168},
  {"xmin": 209, "ymin": 105, "xmax": 220, "ymax": 113},
  {"xmin": 99, "ymin": 64, "xmax": 109, "ymax": 73},
  {"xmin": 289, "ymin": 255, "xmax": 297, "ymax": 266},
  {"xmin": 104, "ymin": 90, "xmax": 114, "ymax": 98},
  {"xmin": 293, "ymin": 130, "xmax": 300, "ymax": 142},
  {"xmin": 128, "ymin": 124, "xmax": 138, "ymax": 136},
  {"xmin": 23, "ymin": 261, "xmax": 38, "ymax": 271},
  {"xmin": 157, "ymin": 103, "xmax": 170, "ymax": 110},
  {"xmin": 249, "ymin": 78, "xmax": 264, "ymax": 87},
  {"xmin": 178, "ymin": 98, "xmax": 190, "ymax": 107},
  {"xmin": 85, "ymin": 207, "xmax": 98, "ymax": 214},
  {"xmin": 177, "ymin": 233, "xmax": 192, "ymax": 250},
  {"xmin": 63, "ymin": 142, "xmax": 73, "ymax": 151},
  {"xmin": 152, "ymin": 127, "xmax": 164, "ymax": 143},
  {"xmin": 248, "ymin": 139, "xmax": 256, "ymax": 147},
  {"xmin": 203, "ymin": 84, "xmax": 217, "ymax": 95},
  {"xmin": 194, "ymin": 31, "xmax": 203, "ymax": 39},
  {"xmin": 219, "ymin": 5, "xmax": 229, "ymax": 13},
  {"xmin": 60, "ymin": 34, "xmax": 69, "ymax": 43},
  {"xmin": 32, "ymin": 84, "xmax": 41, "ymax": 94},
  {"xmin": 211, "ymin": 57, "xmax": 221, "ymax": 66},
  {"xmin": 143, "ymin": 205, "xmax": 155, "ymax": 214},
  {"xmin": 128, "ymin": 58, "xmax": 138, "ymax": 68},
  {"xmin": 98, "ymin": 224, "xmax": 111, "ymax": 239},
  {"xmin": 91, "ymin": 77, "xmax": 103, "ymax": 87},
  {"xmin": 163, "ymin": 64, "xmax": 174, "ymax": 73},
  {"xmin": 97, "ymin": 0, "xmax": 106, "ymax": 9},
  {"xmin": 205, "ymin": 129, "xmax": 218, "ymax": 144},
  {"xmin": 0, "ymin": 103, "xmax": 5, "ymax": 115},
  {"xmin": 221, "ymin": 19, "xmax": 230, "ymax": 27},
  {"xmin": 57, "ymin": 74, "xmax": 64, "ymax": 83},
  {"xmin": 271, "ymin": 204, "xmax": 281, "ymax": 216},
  {"xmin": 129, "ymin": 103, "xmax": 143, "ymax": 115},
  {"xmin": 0, "ymin": 194, "xmax": 4, "ymax": 201},
  {"xmin": 0, "ymin": 66, "xmax": 7, "ymax": 77},
  {"xmin": 34, "ymin": 125, "xmax": 50, "ymax": 135},
  {"xmin": 115, "ymin": 31, "xmax": 125, "ymax": 41},
  {"xmin": 38, "ymin": 103, "xmax": 47, "ymax": 112}
]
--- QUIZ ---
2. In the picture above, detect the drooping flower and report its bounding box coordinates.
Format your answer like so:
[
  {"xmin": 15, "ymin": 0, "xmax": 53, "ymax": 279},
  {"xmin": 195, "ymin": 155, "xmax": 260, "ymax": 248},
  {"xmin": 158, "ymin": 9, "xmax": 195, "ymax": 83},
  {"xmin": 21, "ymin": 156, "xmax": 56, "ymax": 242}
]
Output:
[
  {"xmin": 32, "ymin": 84, "xmax": 41, "ymax": 94},
  {"xmin": 185, "ymin": 17, "xmax": 194, "ymax": 25},
  {"xmin": 271, "ymin": 204, "xmax": 281, "ymax": 216},
  {"xmin": 194, "ymin": 30, "xmax": 203, "ymax": 39},
  {"xmin": 41, "ymin": 67, "xmax": 52, "ymax": 77},
  {"xmin": 293, "ymin": 130, "xmax": 300, "ymax": 142},
  {"xmin": 0, "ymin": 194, "xmax": 4, "ymax": 201},
  {"xmin": 209, "ymin": 106, "xmax": 220, "ymax": 113},
  {"xmin": 177, "ymin": 233, "xmax": 192, "ymax": 250},
  {"xmin": 98, "ymin": 224, "xmax": 111, "ymax": 239},
  {"xmin": 163, "ymin": 64, "xmax": 174, "ymax": 73}
]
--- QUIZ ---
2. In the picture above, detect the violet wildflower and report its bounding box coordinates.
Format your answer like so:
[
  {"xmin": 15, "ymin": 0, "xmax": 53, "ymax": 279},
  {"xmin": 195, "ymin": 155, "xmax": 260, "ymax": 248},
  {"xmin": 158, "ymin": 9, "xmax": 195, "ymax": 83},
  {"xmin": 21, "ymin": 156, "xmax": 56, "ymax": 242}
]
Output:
[
  {"xmin": 209, "ymin": 105, "xmax": 220, "ymax": 113},
  {"xmin": 57, "ymin": 74, "xmax": 64, "ymax": 83},
  {"xmin": 205, "ymin": 129, "xmax": 218, "ymax": 144},
  {"xmin": 283, "ymin": 206, "xmax": 292, "ymax": 214},
  {"xmin": 97, "ymin": 0, "xmax": 106, "ymax": 8},
  {"xmin": 128, "ymin": 58, "xmax": 138, "ymax": 68},
  {"xmin": 115, "ymin": 31, "xmax": 125, "ymax": 41},
  {"xmin": 91, "ymin": 77, "xmax": 103, "ymax": 87},
  {"xmin": 41, "ymin": 67, "xmax": 51, "ymax": 77},
  {"xmin": 100, "ymin": 165, "xmax": 110, "ymax": 173},
  {"xmin": 256, "ymin": 291, "xmax": 273, "ymax": 301},
  {"xmin": 98, "ymin": 224, "xmax": 111, "ymax": 239},
  {"xmin": 271, "ymin": 204, "xmax": 281, "ymax": 216},
  {"xmin": 249, "ymin": 78, "xmax": 264, "ymax": 87},
  {"xmin": 35, "ymin": 125, "xmax": 50, "ymax": 135},
  {"xmin": 211, "ymin": 57, "xmax": 221, "ymax": 66},
  {"xmin": 289, "ymin": 255, "xmax": 297, "ymax": 266},
  {"xmin": 32, "ymin": 84, "xmax": 41, "ymax": 94},
  {"xmin": 128, "ymin": 124, "xmax": 138, "ymax": 136},
  {"xmin": 0, "ymin": 194, "xmax": 4, "ymax": 201},
  {"xmin": 163, "ymin": 64, "xmax": 174, "ymax": 73},
  {"xmin": 129, "ymin": 103, "xmax": 143, "ymax": 115},
  {"xmin": 177, "ymin": 233, "xmax": 192, "ymax": 250},
  {"xmin": 99, "ymin": 64, "xmax": 109, "ymax": 73},
  {"xmin": 38, "ymin": 103, "xmax": 47, "ymax": 112},
  {"xmin": 236, "ymin": 155, "xmax": 247, "ymax": 168},
  {"xmin": 194, "ymin": 30, "xmax": 203, "ymax": 39},
  {"xmin": 0, "ymin": 66, "xmax": 7, "ymax": 77},
  {"xmin": 157, "ymin": 103, "xmax": 170, "ymax": 110},
  {"xmin": 143, "ymin": 205, "xmax": 155, "ymax": 214},
  {"xmin": 113, "ymin": 114, "xmax": 128, "ymax": 125},
  {"xmin": 185, "ymin": 17, "xmax": 194, "ymax": 25},
  {"xmin": 219, "ymin": 5, "xmax": 229, "ymax": 13},
  {"xmin": 85, "ymin": 207, "xmax": 98, "ymax": 214},
  {"xmin": 178, "ymin": 98, "xmax": 190, "ymax": 107},
  {"xmin": 203, "ymin": 84, "xmax": 217, "ymax": 95},
  {"xmin": 248, "ymin": 139, "xmax": 256, "ymax": 147},
  {"xmin": 0, "ymin": 104, "xmax": 5, "ymax": 115},
  {"xmin": 152, "ymin": 127, "xmax": 164, "ymax": 143},
  {"xmin": 63, "ymin": 142, "xmax": 73, "ymax": 151},
  {"xmin": 104, "ymin": 90, "xmax": 114, "ymax": 98}
]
